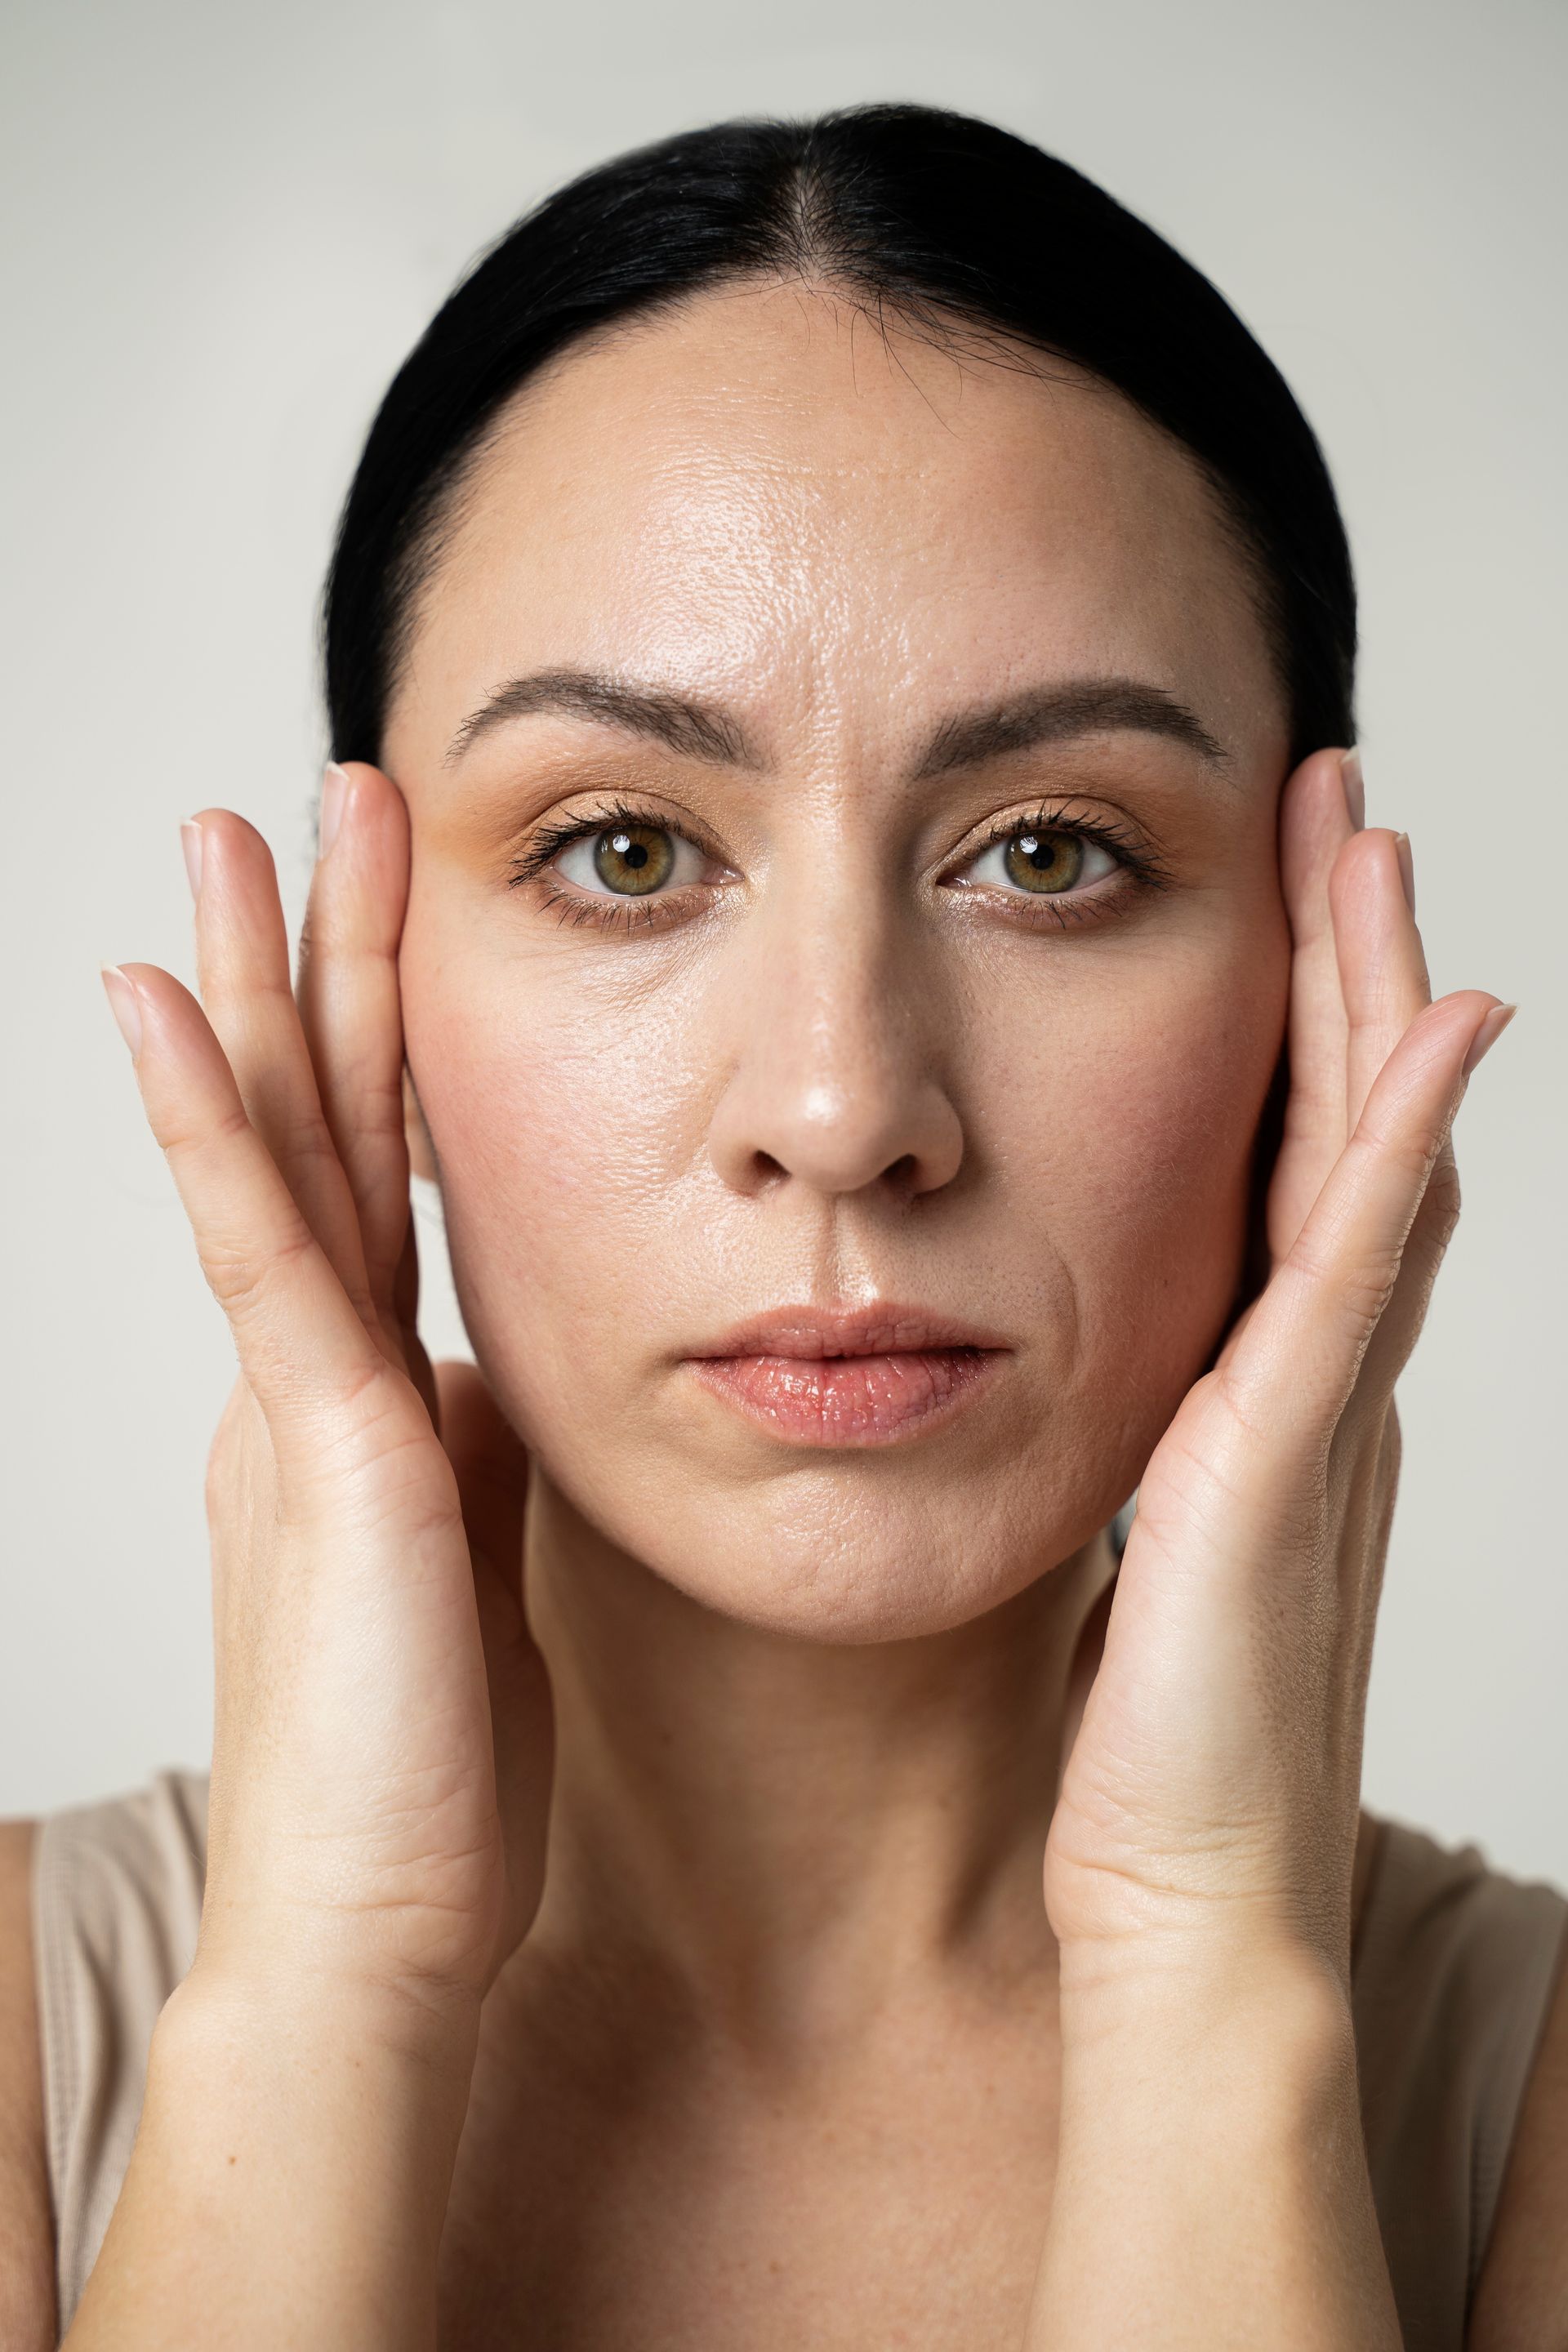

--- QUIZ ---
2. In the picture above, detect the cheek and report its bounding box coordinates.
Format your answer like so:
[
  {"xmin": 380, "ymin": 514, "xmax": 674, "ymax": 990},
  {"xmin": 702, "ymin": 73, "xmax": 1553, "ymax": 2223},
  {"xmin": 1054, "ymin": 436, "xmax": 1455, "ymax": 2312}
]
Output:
[
  {"xmin": 982, "ymin": 918, "xmax": 1290, "ymax": 1428},
  {"xmin": 400, "ymin": 937, "xmax": 707, "ymax": 1429},
  {"xmin": 398, "ymin": 872, "xmax": 1291, "ymax": 1634}
]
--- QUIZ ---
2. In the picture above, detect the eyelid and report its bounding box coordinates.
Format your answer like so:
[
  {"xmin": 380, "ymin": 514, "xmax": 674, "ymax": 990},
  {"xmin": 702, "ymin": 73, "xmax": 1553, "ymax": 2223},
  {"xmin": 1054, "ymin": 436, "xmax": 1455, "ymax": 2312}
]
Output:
[
  {"xmin": 940, "ymin": 801, "xmax": 1170, "ymax": 893},
  {"xmin": 555, "ymin": 821, "xmax": 697, "ymax": 899},
  {"xmin": 507, "ymin": 797, "xmax": 727, "ymax": 889}
]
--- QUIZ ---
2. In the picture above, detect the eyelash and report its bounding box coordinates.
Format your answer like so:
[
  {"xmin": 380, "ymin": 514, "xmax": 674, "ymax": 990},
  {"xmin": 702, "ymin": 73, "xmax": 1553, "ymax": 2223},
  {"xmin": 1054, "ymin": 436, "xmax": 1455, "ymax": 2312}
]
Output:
[
  {"xmin": 955, "ymin": 802, "xmax": 1174, "ymax": 929},
  {"xmin": 506, "ymin": 798, "xmax": 721, "ymax": 936},
  {"xmin": 506, "ymin": 795, "xmax": 1174, "ymax": 935}
]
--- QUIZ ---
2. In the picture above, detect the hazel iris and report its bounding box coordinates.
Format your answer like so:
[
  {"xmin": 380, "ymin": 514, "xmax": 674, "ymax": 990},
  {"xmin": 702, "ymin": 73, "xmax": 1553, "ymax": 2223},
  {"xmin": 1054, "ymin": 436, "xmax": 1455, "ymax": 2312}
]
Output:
[
  {"xmin": 594, "ymin": 824, "xmax": 675, "ymax": 896},
  {"xmin": 1004, "ymin": 829, "xmax": 1084, "ymax": 893}
]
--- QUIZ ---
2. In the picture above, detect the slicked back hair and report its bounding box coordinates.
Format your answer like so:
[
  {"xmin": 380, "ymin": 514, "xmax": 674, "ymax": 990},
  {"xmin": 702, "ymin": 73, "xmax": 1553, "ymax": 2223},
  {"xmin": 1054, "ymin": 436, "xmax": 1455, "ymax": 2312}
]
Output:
[{"xmin": 323, "ymin": 105, "xmax": 1355, "ymax": 769}]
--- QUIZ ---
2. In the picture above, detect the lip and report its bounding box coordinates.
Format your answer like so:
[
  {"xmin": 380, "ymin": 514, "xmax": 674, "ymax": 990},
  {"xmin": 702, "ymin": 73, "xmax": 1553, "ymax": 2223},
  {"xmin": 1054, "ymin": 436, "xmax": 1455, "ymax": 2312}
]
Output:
[{"xmin": 684, "ymin": 1304, "xmax": 1011, "ymax": 1447}]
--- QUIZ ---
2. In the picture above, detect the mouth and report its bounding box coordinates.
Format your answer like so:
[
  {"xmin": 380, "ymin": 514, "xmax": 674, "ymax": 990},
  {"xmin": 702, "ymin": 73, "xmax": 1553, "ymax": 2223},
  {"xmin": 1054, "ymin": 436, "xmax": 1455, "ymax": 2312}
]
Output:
[{"xmin": 683, "ymin": 1306, "xmax": 1011, "ymax": 1448}]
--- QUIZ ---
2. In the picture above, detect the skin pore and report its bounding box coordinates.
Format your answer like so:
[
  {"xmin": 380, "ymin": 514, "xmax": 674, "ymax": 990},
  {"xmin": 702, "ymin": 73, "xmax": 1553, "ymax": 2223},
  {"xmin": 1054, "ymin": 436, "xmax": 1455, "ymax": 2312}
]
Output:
[{"xmin": 374, "ymin": 279, "xmax": 1300, "ymax": 2338}]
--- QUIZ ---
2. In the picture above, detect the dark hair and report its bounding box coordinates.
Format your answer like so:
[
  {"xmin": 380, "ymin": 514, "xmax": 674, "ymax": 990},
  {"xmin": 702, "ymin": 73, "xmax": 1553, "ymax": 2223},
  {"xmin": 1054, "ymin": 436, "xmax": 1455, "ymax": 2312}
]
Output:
[{"xmin": 323, "ymin": 104, "xmax": 1355, "ymax": 768}]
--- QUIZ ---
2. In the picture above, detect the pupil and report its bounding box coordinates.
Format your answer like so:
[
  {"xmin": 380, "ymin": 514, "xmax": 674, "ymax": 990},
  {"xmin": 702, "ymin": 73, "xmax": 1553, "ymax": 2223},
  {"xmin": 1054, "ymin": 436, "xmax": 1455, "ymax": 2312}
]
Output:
[
  {"xmin": 595, "ymin": 822, "xmax": 674, "ymax": 896},
  {"xmin": 1003, "ymin": 826, "xmax": 1081, "ymax": 895}
]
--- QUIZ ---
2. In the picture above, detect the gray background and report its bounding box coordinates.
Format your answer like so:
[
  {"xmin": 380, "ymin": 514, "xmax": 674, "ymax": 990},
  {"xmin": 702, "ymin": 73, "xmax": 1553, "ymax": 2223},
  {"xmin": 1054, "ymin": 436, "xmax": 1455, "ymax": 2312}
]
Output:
[{"xmin": 4, "ymin": 0, "xmax": 1564, "ymax": 1878}]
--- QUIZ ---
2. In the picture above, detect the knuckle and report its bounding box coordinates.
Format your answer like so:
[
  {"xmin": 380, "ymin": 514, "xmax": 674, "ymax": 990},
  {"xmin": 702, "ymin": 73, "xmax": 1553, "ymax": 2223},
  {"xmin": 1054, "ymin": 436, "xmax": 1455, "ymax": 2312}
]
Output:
[
  {"xmin": 1424, "ymin": 1157, "xmax": 1463, "ymax": 1239},
  {"xmin": 1385, "ymin": 1126, "xmax": 1442, "ymax": 1190},
  {"xmin": 269, "ymin": 1104, "xmax": 342, "ymax": 1174},
  {"xmin": 351, "ymin": 1073, "xmax": 408, "ymax": 1145},
  {"xmin": 202, "ymin": 1217, "xmax": 317, "ymax": 1317},
  {"xmin": 1294, "ymin": 1224, "xmax": 1401, "ymax": 1332},
  {"xmin": 1340, "ymin": 1263, "xmax": 1401, "ymax": 1330},
  {"xmin": 162, "ymin": 1096, "xmax": 254, "ymax": 1169},
  {"xmin": 337, "ymin": 1347, "xmax": 399, "ymax": 1419}
]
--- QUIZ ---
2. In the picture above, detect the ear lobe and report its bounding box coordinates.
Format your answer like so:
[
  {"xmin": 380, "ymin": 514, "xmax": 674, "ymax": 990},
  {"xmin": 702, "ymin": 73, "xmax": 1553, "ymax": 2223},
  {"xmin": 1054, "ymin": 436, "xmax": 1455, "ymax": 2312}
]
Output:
[{"xmin": 403, "ymin": 1063, "xmax": 439, "ymax": 1183}]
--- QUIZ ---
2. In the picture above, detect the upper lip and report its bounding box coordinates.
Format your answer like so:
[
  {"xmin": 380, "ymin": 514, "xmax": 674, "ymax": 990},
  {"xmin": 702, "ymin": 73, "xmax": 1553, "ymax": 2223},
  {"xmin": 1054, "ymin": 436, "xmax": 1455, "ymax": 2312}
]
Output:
[{"xmin": 688, "ymin": 1306, "xmax": 1013, "ymax": 1360}]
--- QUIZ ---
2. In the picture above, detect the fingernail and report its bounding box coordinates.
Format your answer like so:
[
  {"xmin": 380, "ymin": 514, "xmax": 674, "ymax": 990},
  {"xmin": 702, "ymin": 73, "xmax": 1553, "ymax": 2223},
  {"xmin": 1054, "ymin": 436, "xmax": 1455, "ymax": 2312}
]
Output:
[
  {"xmin": 318, "ymin": 762, "xmax": 349, "ymax": 860},
  {"xmin": 100, "ymin": 964, "xmax": 143, "ymax": 1058},
  {"xmin": 1461, "ymin": 1002, "xmax": 1517, "ymax": 1078},
  {"xmin": 1340, "ymin": 747, "xmax": 1365, "ymax": 830},
  {"xmin": 180, "ymin": 818, "xmax": 204, "ymax": 903},
  {"xmin": 1393, "ymin": 831, "xmax": 1415, "ymax": 915}
]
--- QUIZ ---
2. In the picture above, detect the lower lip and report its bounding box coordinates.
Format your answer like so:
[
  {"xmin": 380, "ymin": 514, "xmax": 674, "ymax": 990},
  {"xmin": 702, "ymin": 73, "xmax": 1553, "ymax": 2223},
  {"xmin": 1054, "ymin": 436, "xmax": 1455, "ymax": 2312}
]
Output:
[{"xmin": 686, "ymin": 1348, "xmax": 1004, "ymax": 1446}]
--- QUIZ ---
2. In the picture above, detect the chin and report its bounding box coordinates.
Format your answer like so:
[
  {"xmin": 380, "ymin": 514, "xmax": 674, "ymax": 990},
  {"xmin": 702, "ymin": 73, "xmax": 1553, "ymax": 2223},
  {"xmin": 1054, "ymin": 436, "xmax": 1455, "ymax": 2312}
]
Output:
[
  {"xmin": 448, "ymin": 1217, "xmax": 1235, "ymax": 1647},
  {"xmin": 528, "ymin": 1405, "xmax": 1139, "ymax": 1646}
]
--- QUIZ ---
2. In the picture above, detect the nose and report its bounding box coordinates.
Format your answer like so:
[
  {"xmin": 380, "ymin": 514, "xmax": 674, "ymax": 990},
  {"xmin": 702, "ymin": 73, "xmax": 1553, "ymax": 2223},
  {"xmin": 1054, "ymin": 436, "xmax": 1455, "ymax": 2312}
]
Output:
[{"xmin": 705, "ymin": 894, "xmax": 964, "ymax": 1204}]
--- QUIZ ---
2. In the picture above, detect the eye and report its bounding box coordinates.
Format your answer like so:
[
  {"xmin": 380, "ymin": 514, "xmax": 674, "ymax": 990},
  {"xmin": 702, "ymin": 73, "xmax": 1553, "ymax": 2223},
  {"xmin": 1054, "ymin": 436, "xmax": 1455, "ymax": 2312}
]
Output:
[
  {"xmin": 554, "ymin": 820, "xmax": 706, "ymax": 898},
  {"xmin": 956, "ymin": 822, "xmax": 1118, "ymax": 897}
]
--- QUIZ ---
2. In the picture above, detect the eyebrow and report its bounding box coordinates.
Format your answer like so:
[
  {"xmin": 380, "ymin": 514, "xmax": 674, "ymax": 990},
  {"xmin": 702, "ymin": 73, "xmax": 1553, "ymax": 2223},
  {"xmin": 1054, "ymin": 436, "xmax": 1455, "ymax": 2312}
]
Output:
[
  {"xmin": 911, "ymin": 679, "xmax": 1227, "ymax": 777},
  {"xmin": 443, "ymin": 666, "xmax": 1227, "ymax": 775},
  {"xmin": 444, "ymin": 668, "xmax": 755, "ymax": 768}
]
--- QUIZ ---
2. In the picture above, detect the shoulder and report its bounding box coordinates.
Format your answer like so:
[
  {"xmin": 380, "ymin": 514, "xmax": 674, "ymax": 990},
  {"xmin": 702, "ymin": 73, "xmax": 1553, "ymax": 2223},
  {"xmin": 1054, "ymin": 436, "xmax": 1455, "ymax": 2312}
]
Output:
[
  {"xmin": 2, "ymin": 1780, "xmax": 210, "ymax": 2346},
  {"xmin": 1468, "ymin": 1927, "xmax": 1568, "ymax": 2350},
  {"xmin": 1351, "ymin": 1811, "xmax": 1568, "ymax": 2348},
  {"xmin": 1354, "ymin": 1811, "xmax": 1568, "ymax": 2352},
  {"xmin": 0, "ymin": 1816, "xmax": 58, "ymax": 2350}
]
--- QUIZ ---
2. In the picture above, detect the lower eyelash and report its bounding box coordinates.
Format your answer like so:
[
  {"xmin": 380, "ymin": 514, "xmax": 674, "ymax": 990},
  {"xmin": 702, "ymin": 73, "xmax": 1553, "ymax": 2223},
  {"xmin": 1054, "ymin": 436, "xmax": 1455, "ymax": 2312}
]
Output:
[{"xmin": 532, "ymin": 880, "xmax": 697, "ymax": 936}]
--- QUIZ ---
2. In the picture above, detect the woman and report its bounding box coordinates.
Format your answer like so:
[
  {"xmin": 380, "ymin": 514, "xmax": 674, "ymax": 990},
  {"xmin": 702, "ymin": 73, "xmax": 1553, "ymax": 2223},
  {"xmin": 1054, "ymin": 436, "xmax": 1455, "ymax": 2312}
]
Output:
[{"xmin": 2, "ymin": 103, "xmax": 1562, "ymax": 2349}]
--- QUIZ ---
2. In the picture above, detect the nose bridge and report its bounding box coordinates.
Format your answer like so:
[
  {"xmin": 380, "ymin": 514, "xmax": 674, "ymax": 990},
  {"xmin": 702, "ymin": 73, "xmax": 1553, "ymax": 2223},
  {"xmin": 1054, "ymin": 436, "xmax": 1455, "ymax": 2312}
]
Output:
[{"xmin": 706, "ymin": 853, "xmax": 964, "ymax": 1202}]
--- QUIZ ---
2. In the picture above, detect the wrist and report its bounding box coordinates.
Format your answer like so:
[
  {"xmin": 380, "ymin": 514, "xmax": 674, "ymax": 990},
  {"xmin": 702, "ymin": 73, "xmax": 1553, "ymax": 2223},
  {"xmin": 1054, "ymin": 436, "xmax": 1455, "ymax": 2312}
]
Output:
[
  {"xmin": 1062, "ymin": 1939, "xmax": 1353, "ymax": 2114},
  {"xmin": 64, "ymin": 1965, "xmax": 478, "ymax": 2350},
  {"xmin": 1058, "ymin": 1935, "xmax": 1354, "ymax": 2104},
  {"xmin": 1059, "ymin": 1904, "xmax": 1348, "ymax": 2024},
  {"xmin": 1031, "ymin": 1951, "xmax": 1396, "ymax": 2351},
  {"xmin": 168, "ymin": 1945, "xmax": 484, "ymax": 2077}
]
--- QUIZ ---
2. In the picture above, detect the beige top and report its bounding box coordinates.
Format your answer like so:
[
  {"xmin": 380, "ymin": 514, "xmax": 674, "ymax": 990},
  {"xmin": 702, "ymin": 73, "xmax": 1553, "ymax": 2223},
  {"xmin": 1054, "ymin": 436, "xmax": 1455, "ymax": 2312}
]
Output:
[{"xmin": 31, "ymin": 1767, "xmax": 1568, "ymax": 2347}]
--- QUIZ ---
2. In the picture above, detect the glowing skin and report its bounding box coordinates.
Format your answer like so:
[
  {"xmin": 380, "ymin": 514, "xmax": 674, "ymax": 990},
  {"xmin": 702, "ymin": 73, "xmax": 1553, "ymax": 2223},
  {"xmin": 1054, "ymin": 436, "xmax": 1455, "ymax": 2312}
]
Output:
[
  {"xmin": 88, "ymin": 270, "xmax": 1521, "ymax": 2350},
  {"xmin": 384, "ymin": 283, "xmax": 1293, "ymax": 1644}
]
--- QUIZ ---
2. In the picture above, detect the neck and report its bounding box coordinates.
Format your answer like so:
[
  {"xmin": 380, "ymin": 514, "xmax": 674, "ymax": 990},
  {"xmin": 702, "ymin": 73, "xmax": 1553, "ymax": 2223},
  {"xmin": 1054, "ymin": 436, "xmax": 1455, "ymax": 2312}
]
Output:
[{"xmin": 523, "ymin": 1477, "xmax": 1117, "ymax": 2046}]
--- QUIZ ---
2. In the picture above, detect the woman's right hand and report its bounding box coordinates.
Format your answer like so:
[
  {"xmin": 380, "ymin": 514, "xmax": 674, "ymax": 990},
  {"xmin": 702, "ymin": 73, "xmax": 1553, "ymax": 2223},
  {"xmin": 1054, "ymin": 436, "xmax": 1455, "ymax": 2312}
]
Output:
[{"xmin": 100, "ymin": 762, "xmax": 552, "ymax": 2038}]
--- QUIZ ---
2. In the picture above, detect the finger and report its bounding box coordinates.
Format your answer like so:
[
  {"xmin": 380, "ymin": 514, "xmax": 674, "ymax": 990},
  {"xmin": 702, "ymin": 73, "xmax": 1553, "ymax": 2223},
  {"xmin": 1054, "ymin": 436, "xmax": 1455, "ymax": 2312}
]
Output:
[
  {"xmin": 434, "ymin": 1360, "xmax": 550, "ymax": 1927},
  {"xmin": 101, "ymin": 961, "xmax": 390, "ymax": 1418},
  {"xmin": 1330, "ymin": 825, "xmax": 1432, "ymax": 1138},
  {"xmin": 1356, "ymin": 996, "xmax": 1516, "ymax": 1398},
  {"xmin": 1327, "ymin": 820, "xmax": 1458, "ymax": 1397},
  {"xmin": 183, "ymin": 808, "xmax": 377, "ymax": 1331},
  {"xmin": 1223, "ymin": 989, "xmax": 1503, "ymax": 1435},
  {"xmin": 296, "ymin": 764, "xmax": 416, "ymax": 1319},
  {"xmin": 395, "ymin": 1210, "xmax": 439, "ymax": 1426},
  {"xmin": 1352, "ymin": 1120, "xmax": 1463, "ymax": 1405},
  {"xmin": 1270, "ymin": 747, "xmax": 1360, "ymax": 1258}
]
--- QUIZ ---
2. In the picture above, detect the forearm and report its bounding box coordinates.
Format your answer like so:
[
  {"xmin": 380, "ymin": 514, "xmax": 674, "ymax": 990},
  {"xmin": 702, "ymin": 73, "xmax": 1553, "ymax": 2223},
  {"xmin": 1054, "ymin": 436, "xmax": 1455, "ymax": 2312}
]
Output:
[
  {"xmin": 60, "ymin": 1969, "xmax": 479, "ymax": 2352},
  {"xmin": 1027, "ymin": 1953, "xmax": 1401, "ymax": 2351}
]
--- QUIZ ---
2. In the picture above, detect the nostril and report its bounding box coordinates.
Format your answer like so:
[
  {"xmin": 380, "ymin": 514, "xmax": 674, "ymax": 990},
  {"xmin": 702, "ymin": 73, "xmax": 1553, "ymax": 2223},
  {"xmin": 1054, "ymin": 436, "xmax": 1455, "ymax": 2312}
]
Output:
[{"xmin": 709, "ymin": 1062, "xmax": 964, "ymax": 1202}]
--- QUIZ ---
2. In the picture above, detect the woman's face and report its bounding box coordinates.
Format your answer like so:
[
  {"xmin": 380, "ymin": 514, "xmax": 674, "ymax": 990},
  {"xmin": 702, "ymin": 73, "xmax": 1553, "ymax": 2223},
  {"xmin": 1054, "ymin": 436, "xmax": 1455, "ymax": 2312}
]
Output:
[{"xmin": 383, "ymin": 281, "xmax": 1293, "ymax": 1642}]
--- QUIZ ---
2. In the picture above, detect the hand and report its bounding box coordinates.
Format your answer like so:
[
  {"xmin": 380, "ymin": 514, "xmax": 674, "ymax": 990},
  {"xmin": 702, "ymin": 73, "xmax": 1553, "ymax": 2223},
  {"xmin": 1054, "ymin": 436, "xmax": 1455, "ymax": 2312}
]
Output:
[
  {"xmin": 100, "ymin": 764, "xmax": 552, "ymax": 2034},
  {"xmin": 1044, "ymin": 746, "xmax": 1515, "ymax": 1993}
]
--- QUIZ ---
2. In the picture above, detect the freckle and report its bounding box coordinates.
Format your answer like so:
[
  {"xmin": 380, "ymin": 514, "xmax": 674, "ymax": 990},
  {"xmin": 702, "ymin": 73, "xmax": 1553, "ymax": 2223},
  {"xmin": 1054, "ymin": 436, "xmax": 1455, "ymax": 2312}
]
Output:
[{"xmin": 227, "ymin": 2154, "xmax": 236, "ymax": 2164}]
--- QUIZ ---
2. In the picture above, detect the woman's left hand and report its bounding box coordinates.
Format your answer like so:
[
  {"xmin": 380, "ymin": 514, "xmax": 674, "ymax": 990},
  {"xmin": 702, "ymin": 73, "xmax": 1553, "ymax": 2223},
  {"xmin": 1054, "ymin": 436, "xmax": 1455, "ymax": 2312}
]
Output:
[{"xmin": 1044, "ymin": 746, "xmax": 1515, "ymax": 1999}]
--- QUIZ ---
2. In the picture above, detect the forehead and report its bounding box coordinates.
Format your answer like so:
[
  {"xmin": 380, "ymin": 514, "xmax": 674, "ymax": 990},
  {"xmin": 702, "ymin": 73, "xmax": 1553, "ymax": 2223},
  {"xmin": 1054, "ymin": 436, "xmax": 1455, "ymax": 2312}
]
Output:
[{"xmin": 390, "ymin": 281, "xmax": 1280, "ymax": 769}]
